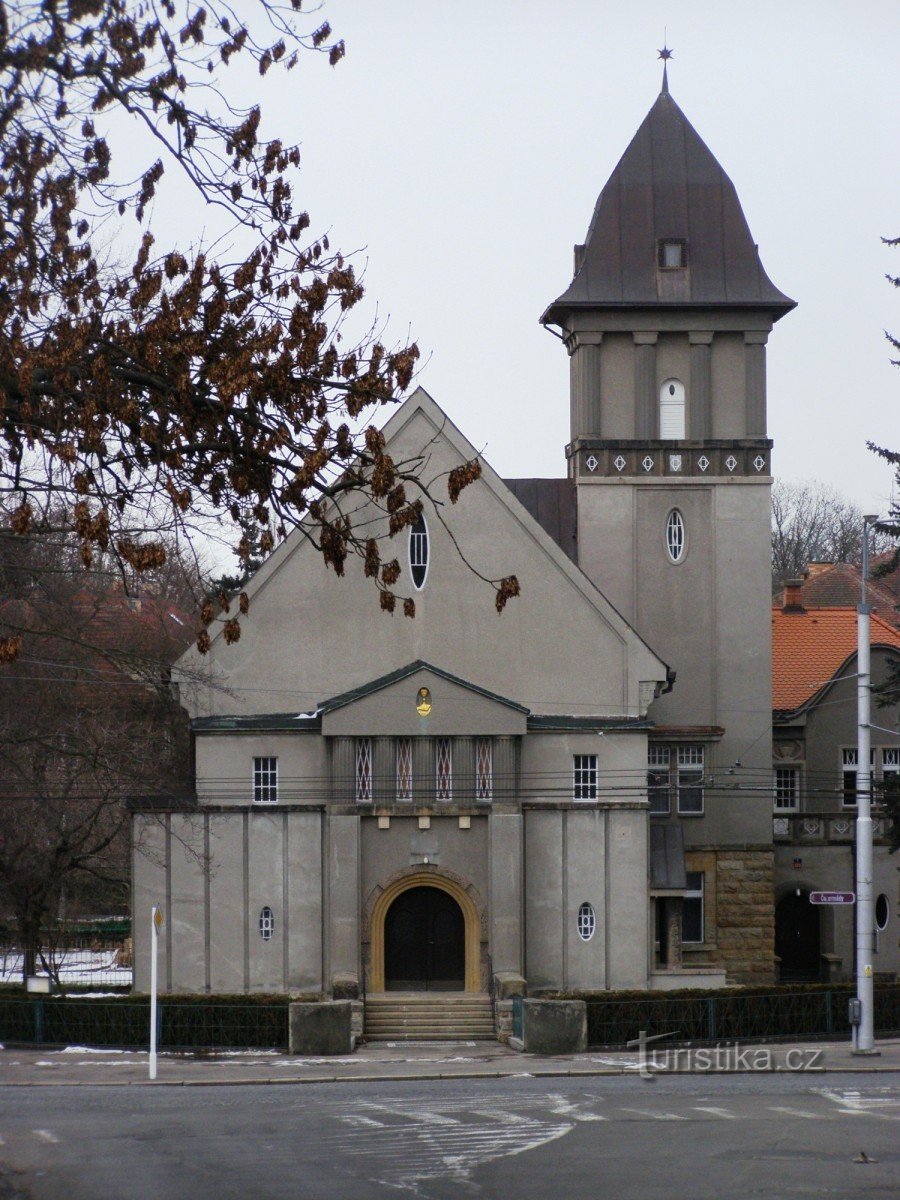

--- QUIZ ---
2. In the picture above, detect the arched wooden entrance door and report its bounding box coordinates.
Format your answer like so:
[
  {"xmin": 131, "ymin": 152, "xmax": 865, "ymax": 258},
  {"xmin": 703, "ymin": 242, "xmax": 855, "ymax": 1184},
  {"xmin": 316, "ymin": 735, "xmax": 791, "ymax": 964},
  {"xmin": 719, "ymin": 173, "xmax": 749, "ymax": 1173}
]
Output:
[
  {"xmin": 775, "ymin": 891, "xmax": 821, "ymax": 982},
  {"xmin": 384, "ymin": 886, "xmax": 465, "ymax": 991}
]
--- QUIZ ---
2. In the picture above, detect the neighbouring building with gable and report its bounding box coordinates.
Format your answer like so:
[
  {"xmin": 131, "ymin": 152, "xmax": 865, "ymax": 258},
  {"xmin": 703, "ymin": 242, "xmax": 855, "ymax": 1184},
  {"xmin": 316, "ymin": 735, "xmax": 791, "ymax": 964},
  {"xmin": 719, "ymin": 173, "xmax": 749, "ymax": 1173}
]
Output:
[
  {"xmin": 133, "ymin": 71, "xmax": 810, "ymax": 1025},
  {"xmin": 772, "ymin": 575, "xmax": 899, "ymax": 982}
]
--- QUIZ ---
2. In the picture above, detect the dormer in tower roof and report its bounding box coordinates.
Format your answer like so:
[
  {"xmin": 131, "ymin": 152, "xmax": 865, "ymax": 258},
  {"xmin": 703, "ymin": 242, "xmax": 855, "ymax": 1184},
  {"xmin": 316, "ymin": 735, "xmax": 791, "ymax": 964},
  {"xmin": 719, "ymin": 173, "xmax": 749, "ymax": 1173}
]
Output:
[{"xmin": 542, "ymin": 89, "xmax": 795, "ymax": 327}]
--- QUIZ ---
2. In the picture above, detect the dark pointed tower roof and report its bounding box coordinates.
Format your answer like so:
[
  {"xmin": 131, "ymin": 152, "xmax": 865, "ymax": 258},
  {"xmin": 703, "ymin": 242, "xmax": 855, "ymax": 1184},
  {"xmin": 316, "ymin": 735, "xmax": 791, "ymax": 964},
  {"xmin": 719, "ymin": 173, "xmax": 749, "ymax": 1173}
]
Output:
[{"xmin": 542, "ymin": 89, "xmax": 795, "ymax": 326}]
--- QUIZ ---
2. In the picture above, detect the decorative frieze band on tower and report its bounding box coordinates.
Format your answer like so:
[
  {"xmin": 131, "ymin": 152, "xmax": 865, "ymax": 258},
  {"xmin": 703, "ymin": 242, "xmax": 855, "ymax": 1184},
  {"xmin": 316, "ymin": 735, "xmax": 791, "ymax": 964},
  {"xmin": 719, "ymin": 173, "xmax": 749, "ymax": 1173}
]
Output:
[{"xmin": 744, "ymin": 332, "xmax": 768, "ymax": 436}]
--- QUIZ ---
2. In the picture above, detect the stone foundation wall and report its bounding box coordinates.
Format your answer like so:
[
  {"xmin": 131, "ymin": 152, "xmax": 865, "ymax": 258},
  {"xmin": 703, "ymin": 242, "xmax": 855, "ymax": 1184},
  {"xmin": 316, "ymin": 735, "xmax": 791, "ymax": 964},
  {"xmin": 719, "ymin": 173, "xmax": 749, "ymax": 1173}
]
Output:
[{"xmin": 714, "ymin": 848, "xmax": 775, "ymax": 984}]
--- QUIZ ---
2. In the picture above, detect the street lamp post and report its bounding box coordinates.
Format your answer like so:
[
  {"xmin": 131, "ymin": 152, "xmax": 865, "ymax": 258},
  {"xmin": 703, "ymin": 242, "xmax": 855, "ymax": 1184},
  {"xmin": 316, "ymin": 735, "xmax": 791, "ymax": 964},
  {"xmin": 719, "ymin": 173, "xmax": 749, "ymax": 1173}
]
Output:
[{"xmin": 854, "ymin": 515, "xmax": 880, "ymax": 1055}]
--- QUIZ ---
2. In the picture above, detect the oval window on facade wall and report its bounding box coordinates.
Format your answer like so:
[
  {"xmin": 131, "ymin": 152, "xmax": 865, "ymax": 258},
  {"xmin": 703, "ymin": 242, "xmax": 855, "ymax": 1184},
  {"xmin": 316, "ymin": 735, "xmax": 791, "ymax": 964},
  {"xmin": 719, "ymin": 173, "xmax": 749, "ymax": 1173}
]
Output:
[
  {"xmin": 259, "ymin": 906, "xmax": 275, "ymax": 941},
  {"xmin": 577, "ymin": 902, "xmax": 596, "ymax": 942},
  {"xmin": 659, "ymin": 379, "xmax": 686, "ymax": 439},
  {"xmin": 666, "ymin": 509, "xmax": 686, "ymax": 563},
  {"xmin": 409, "ymin": 513, "xmax": 429, "ymax": 589},
  {"xmin": 875, "ymin": 894, "xmax": 889, "ymax": 932}
]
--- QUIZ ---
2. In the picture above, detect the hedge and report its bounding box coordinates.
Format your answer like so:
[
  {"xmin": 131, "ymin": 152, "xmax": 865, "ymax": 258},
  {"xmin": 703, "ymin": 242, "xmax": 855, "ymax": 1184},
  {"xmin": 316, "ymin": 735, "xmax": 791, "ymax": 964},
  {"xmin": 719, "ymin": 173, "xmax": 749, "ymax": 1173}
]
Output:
[
  {"xmin": 550, "ymin": 982, "xmax": 900, "ymax": 1048},
  {"xmin": 0, "ymin": 993, "xmax": 293, "ymax": 1050}
]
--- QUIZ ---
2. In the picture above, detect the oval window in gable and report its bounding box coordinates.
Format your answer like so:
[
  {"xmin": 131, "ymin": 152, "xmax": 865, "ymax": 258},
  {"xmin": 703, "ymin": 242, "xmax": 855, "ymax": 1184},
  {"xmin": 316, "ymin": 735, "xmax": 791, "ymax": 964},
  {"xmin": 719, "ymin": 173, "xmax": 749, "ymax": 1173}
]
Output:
[
  {"xmin": 666, "ymin": 509, "xmax": 685, "ymax": 563},
  {"xmin": 409, "ymin": 513, "xmax": 429, "ymax": 589}
]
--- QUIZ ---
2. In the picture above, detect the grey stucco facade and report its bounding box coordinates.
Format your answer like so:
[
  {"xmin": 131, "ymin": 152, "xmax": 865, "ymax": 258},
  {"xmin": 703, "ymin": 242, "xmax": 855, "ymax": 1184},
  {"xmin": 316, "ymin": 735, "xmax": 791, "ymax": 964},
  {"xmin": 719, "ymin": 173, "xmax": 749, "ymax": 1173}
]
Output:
[{"xmin": 132, "ymin": 80, "xmax": 807, "ymax": 1001}]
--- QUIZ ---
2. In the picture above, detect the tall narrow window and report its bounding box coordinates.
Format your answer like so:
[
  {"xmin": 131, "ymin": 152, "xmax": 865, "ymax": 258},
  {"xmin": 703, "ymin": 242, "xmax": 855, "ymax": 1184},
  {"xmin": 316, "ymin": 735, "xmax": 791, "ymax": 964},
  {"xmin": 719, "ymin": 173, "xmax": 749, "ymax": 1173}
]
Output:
[
  {"xmin": 435, "ymin": 738, "xmax": 452, "ymax": 801},
  {"xmin": 573, "ymin": 754, "xmax": 598, "ymax": 801},
  {"xmin": 665, "ymin": 510, "xmax": 685, "ymax": 562},
  {"xmin": 258, "ymin": 907, "xmax": 275, "ymax": 941},
  {"xmin": 396, "ymin": 737, "xmax": 413, "ymax": 801},
  {"xmin": 880, "ymin": 747, "xmax": 899, "ymax": 805},
  {"xmin": 677, "ymin": 746, "xmax": 704, "ymax": 814},
  {"xmin": 682, "ymin": 872, "xmax": 704, "ymax": 943},
  {"xmin": 774, "ymin": 766, "xmax": 800, "ymax": 812},
  {"xmin": 475, "ymin": 738, "xmax": 493, "ymax": 802},
  {"xmin": 647, "ymin": 745, "xmax": 671, "ymax": 814},
  {"xmin": 253, "ymin": 756, "xmax": 278, "ymax": 804},
  {"xmin": 409, "ymin": 513, "xmax": 429, "ymax": 589},
  {"xmin": 356, "ymin": 738, "xmax": 373, "ymax": 803},
  {"xmin": 659, "ymin": 379, "xmax": 686, "ymax": 439},
  {"xmin": 842, "ymin": 748, "xmax": 874, "ymax": 808}
]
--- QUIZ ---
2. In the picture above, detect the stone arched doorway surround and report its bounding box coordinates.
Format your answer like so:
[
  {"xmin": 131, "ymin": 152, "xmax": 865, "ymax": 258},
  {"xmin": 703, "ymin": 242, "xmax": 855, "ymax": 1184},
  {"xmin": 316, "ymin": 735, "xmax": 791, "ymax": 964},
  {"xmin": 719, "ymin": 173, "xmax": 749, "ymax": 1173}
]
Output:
[{"xmin": 363, "ymin": 866, "xmax": 487, "ymax": 993}]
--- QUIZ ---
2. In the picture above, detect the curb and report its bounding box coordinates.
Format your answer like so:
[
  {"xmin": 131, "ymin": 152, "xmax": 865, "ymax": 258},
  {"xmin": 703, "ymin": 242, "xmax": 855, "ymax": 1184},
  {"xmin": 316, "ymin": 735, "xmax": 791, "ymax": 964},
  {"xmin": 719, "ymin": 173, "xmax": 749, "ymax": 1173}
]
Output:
[{"xmin": 1, "ymin": 1064, "xmax": 898, "ymax": 1087}]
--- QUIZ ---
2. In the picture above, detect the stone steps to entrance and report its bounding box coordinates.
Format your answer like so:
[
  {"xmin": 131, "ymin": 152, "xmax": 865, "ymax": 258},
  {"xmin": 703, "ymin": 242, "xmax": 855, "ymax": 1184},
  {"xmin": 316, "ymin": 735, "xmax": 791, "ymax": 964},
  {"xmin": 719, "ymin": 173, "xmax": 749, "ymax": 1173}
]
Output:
[{"xmin": 364, "ymin": 993, "xmax": 495, "ymax": 1041}]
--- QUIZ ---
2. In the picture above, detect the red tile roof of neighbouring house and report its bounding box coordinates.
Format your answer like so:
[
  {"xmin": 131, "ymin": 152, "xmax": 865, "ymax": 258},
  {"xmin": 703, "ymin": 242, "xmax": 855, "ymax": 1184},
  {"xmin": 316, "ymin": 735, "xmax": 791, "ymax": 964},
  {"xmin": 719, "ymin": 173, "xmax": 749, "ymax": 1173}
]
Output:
[{"xmin": 772, "ymin": 604, "xmax": 900, "ymax": 714}]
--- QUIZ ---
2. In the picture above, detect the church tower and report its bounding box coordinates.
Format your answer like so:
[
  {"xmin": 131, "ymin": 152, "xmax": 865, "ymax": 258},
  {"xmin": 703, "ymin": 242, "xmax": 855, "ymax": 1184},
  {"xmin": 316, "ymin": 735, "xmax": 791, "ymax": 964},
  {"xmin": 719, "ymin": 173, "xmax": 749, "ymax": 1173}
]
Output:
[{"xmin": 542, "ymin": 70, "xmax": 795, "ymax": 984}]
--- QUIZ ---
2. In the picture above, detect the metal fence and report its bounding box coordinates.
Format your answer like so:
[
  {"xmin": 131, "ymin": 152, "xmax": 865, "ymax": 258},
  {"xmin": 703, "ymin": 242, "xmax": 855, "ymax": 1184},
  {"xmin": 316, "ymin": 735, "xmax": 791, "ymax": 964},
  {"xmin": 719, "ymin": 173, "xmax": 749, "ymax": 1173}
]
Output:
[
  {"xmin": 0, "ymin": 930, "xmax": 133, "ymax": 990},
  {"xmin": 0, "ymin": 997, "xmax": 290, "ymax": 1050},
  {"xmin": 585, "ymin": 985, "xmax": 900, "ymax": 1048}
]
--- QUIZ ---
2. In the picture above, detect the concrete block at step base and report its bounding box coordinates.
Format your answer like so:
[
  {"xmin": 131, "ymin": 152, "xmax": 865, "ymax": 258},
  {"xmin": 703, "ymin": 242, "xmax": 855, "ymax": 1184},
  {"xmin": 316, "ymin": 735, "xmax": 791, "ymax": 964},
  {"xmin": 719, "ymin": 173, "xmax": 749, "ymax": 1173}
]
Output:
[
  {"xmin": 289, "ymin": 1001, "xmax": 353, "ymax": 1055},
  {"xmin": 521, "ymin": 999, "xmax": 587, "ymax": 1055},
  {"xmin": 493, "ymin": 972, "xmax": 526, "ymax": 1000}
]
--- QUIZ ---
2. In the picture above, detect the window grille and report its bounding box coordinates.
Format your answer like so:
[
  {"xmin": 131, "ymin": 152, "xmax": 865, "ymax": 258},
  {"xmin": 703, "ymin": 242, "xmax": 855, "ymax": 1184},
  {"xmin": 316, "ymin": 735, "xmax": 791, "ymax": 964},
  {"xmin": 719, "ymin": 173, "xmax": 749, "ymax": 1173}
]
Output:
[
  {"xmin": 677, "ymin": 745, "xmax": 704, "ymax": 814},
  {"xmin": 573, "ymin": 754, "xmax": 598, "ymax": 801},
  {"xmin": 774, "ymin": 766, "xmax": 800, "ymax": 812},
  {"xmin": 648, "ymin": 745, "xmax": 671, "ymax": 814},
  {"xmin": 435, "ymin": 738, "xmax": 452, "ymax": 801},
  {"xmin": 259, "ymin": 907, "xmax": 275, "ymax": 941},
  {"xmin": 475, "ymin": 738, "xmax": 493, "ymax": 802},
  {"xmin": 577, "ymin": 902, "xmax": 596, "ymax": 941},
  {"xmin": 356, "ymin": 738, "xmax": 373, "ymax": 803},
  {"xmin": 409, "ymin": 513, "xmax": 429, "ymax": 589},
  {"xmin": 396, "ymin": 737, "xmax": 413, "ymax": 801},
  {"xmin": 665, "ymin": 510, "xmax": 685, "ymax": 562},
  {"xmin": 682, "ymin": 872, "xmax": 704, "ymax": 943},
  {"xmin": 253, "ymin": 757, "xmax": 278, "ymax": 804}
]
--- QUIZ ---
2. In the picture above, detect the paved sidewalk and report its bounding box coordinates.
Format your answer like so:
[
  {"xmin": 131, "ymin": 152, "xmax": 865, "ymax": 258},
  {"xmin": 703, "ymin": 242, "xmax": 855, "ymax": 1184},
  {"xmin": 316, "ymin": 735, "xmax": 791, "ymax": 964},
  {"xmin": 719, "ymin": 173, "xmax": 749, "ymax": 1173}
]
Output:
[{"xmin": 0, "ymin": 1036, "xmax": 897, "ymax": 1087}]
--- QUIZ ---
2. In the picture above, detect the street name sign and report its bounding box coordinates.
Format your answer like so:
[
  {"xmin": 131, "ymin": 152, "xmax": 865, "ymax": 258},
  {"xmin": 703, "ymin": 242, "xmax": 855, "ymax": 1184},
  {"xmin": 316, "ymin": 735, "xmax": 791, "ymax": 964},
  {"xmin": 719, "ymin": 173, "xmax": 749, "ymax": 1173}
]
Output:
[{"xmin": 809, "ymin": 891, "xmax": 855, "ymax": 905}]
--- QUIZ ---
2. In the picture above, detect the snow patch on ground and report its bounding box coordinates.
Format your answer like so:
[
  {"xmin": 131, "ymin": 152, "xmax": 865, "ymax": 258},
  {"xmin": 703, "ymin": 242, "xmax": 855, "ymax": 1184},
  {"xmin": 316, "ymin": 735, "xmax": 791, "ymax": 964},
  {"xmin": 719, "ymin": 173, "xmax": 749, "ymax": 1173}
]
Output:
[{"xmin": 60, "ymin": 1045, "xmax": 129, "ymax": 1054}]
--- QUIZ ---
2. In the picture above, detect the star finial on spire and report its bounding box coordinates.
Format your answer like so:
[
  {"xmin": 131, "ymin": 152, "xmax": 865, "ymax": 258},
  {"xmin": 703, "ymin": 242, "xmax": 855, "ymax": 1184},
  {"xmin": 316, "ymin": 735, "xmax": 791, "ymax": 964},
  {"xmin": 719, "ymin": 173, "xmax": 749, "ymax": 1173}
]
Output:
[{"xmin": 658, "ymin": 43, "xmax": 673, "ymax": 94}]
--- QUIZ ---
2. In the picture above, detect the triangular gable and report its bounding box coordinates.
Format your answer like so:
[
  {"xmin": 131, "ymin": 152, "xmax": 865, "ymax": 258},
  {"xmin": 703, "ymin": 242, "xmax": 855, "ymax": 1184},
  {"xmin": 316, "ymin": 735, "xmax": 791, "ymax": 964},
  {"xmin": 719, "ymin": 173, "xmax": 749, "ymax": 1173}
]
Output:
[{"xmin": 320, "ymin": 661, "xmax": 528, "ymax": 737}]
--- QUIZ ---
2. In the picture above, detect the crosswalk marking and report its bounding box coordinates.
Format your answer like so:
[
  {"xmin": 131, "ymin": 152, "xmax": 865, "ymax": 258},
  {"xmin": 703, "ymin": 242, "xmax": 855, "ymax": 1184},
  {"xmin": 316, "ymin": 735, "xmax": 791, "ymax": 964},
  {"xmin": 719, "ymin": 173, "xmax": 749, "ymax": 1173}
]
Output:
[
  {"xmin": 33, "ymin": 1129, "xmax": 60, "ymax": 1144},
  {"xmin": 769, "ymin": 1106, "xmax": 820, "ymax": 1119},
  {"xmin": 621, "ymin": 1107, "xmax": 687, "ymax": 1121},
  {"xmin": 692, "ymin": 1106, "xmax": 736, "ymax": 1119}
]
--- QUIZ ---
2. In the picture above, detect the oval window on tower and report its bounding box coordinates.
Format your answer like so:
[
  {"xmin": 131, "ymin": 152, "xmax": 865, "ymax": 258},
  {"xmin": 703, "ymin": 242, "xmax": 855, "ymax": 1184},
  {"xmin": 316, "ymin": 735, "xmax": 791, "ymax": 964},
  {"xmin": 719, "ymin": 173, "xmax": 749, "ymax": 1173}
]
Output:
[
  {"xmin": 409, "ymin": 513, "xmax": 429, "ymax": 589},
  {"xmin": 666, "ymin": 509, "xmax": 686, "ymax": 563},
  {"xmin": 577, "ymin": 902, "xmax": 596, "ymax": 942}
]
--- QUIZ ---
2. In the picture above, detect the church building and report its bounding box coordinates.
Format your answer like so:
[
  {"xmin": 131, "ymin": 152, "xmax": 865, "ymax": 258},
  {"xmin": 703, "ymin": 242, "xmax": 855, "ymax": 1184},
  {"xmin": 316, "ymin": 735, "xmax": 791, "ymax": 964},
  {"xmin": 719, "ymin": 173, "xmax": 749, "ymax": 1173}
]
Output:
[{"xmin": 133, "ymin": 72, "xmax": 795, "ymax": 1019}]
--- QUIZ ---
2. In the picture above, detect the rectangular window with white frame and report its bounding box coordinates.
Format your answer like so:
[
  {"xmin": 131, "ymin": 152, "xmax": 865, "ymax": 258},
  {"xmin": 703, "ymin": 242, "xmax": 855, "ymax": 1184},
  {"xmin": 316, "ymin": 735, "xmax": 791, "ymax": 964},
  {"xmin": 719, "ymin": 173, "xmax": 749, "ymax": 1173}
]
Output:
[
  {"xmin": 475, "ymin": 737, "xmax": 492, "ymax": 802},
  {"xmin": 647, "ymin": 745, "xmax": 671, "ymax": 814},
  {"xmin": 677, "ymin": 746, "xmax": 704, "ymax": 814},
  {"xmin": 355, "ymin": 738, "xmax": 373, "ymax": 803},
  {"xmin": 396, "ymin": 737, "xmax": 413, "ymax": 801},
  {"xmin": 573, "ymin": 754, "xmax": 598, "ymax": 801},
  {"xmin": 682, "ymin": 871, "xmax": 704, "ymax": 943},
  {"xmin": 877, "ymin": 746, "xmax": 899, "ymax": 805},
  {"xmin": 435, "ymin": 738, "xmax": 452, "ymax": 801},
  {"xmin": 253, "ymin": 756, "xmax": 278, "ymax": 804},
  {"xmin": 842, "ymin": 747, "xmax": 875, "ymax": 808},
  {"xmin": 774, "ymin": 766, "xmax": 800, "ymax": 812}
]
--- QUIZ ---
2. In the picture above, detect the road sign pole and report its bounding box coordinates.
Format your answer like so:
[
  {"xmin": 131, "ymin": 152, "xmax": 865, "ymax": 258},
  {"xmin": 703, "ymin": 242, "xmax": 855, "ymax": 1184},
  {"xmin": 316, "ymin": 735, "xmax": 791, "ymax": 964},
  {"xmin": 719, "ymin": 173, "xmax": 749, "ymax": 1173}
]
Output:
[
  {"xmin": 150, "ymin": 904, "xmax": 160, "ymax": 1080},
  {"xmin": 855, "ymin": 517, "xmax": 877, "ymax": 1055}
]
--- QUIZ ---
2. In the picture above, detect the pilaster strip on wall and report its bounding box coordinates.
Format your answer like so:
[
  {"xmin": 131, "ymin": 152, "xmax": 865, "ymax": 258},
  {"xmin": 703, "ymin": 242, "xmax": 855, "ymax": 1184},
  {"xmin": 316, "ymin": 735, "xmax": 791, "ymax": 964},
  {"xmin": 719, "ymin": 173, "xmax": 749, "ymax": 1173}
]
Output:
[
  {"xmin": 242, "ymin": 810, "xmax": 250, "ymax": 994},
  {"xmin": 203, "ymin": 813, "xmax": 211, "ymax": 994},
  {"xmin": 282, "ymin": 811, "xmax": 290, "ymax": 992},
  {"xmin": 689, "ymin": 336, "xmax": 712, "ymax": 439},
  {"xmin": 165, "ymin": 814, "xmax": 172, "ymax": 992},
  {"xmin": 634, "ymin": 336, "xmax": 658, "ymax": 439},
  {"xmin": 744, "ymin": 334, "xmax": 768, "ymax": 436}
]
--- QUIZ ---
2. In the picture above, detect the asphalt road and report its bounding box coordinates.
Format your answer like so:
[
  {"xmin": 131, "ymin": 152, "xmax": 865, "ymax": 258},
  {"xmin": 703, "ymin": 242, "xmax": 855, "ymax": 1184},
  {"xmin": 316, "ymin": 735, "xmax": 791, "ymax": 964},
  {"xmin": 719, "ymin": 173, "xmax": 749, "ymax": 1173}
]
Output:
[{"xmin": 0, "ymin": 1073, "xmax": 898, "ymax": 1199}]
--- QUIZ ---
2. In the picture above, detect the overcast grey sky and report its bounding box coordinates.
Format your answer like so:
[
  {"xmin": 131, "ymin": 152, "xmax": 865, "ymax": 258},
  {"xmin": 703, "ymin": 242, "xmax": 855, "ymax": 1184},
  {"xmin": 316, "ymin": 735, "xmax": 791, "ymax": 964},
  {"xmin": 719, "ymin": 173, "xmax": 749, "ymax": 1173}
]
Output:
[{"xmin": 264, "ymin": 0, "xmax": 896, "ymax": 516}]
